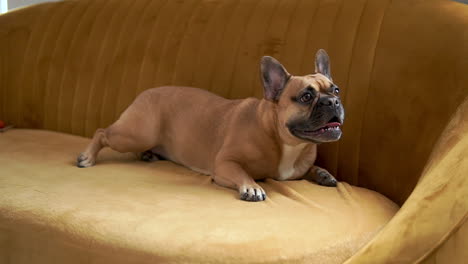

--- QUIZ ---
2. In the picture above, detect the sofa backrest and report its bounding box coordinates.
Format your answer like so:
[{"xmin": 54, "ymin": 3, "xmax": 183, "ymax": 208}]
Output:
[{"xmin": 1, "ymin": 0, "xmax": 467, "ymax": 204}]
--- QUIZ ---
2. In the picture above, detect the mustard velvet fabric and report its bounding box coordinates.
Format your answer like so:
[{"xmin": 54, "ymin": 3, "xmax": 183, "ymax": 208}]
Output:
[
  {"xmin": 422, "ymin": 221, "xmax": 468, "ymax": 264},
  {"xmin": 345, "ymin": 98, "xmax": 468, "ymax": 264},
  {"xmin": 1, "ymin": 0, "xmax": 468, "ymax": 263},
  {"xmin": 0, "ymin": 129, "xmax": 398, "ymax": 264}
]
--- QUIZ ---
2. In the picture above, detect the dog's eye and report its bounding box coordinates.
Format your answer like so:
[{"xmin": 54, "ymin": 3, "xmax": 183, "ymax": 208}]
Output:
[
  {"xmin": 300, "ymin": 93, "xmax": 313, "ymax": 103},
  {"xmin": 334, "ymin": 87, "xmax": 340, "ymax": 95}
]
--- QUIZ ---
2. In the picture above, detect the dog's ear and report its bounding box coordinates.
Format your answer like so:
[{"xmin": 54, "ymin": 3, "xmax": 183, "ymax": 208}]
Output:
[
  {"xmin": 315, "ymin": 49, "xmax": 332, "ymax": 81},
  {"xmin": 260, "ymin": 56, "xmax": 290, "ymax": 101}
]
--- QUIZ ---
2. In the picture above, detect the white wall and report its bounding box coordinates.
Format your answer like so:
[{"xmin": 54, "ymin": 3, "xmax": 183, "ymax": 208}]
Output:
[
  {"xmin": 0, "ymin": 0, "xmax": 8, "ymax": 13},
  {"xmin": 4, "ymin": 0, "xmax": 60, "ymax": 12}
]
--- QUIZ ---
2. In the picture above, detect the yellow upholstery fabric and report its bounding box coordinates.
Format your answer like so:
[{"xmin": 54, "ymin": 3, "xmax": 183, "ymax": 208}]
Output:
[
  {"xmin": 0, "ymin": 129, "xmax": 397, "ymax": 264},
  {"xmin": 421, "ymin": 220, "xmax": 468, "ymax": 264},
  {"xmin": 1, "ymin": 0, "xmax": 468, "ymax": 263},
  {"xmin": 345, "ymin": 98, "xmax": 468, "ymax": 264}
]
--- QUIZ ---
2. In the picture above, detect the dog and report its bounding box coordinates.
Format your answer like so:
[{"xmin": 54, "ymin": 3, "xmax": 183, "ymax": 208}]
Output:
[{"xmin": 77, "ymin": 49, "xmax": 344, "ymax": 202}]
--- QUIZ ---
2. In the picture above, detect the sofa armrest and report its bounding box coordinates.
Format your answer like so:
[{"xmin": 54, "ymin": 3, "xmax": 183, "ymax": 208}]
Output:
[{"xmin": 345, "ymin": 97, "xmax": 468, "ymax": 263}]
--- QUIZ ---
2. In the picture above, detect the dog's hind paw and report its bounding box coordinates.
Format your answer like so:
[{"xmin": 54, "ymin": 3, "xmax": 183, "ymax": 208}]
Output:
[
  {"xmin": 77, "ymin": 153, "xmax": 95, "ymax": 168},
  {"xmin": 140, "ymin": 150, "xmax": 160, "ymax": 162}
]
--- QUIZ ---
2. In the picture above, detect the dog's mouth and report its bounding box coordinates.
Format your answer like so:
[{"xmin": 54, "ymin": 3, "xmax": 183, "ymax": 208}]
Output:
[
  {"xmin": 296, "ymin": 116, "xmax": 342, "ymax": 135},
  {"xmin": 289, "ymin": 116, "xmax": 343, "ymax": 143}
]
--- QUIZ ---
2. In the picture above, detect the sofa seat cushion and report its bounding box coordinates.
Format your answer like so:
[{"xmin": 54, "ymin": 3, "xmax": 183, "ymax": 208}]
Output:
[{"xmin": 0, "ymin": 129, "xmax": 398, "ymax": 264}]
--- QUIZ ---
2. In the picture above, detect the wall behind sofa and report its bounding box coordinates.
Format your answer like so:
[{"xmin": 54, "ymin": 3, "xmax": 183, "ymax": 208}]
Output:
[{"xmin": 1, "ymin": 0, "xmax": 60, "ymax": 13}]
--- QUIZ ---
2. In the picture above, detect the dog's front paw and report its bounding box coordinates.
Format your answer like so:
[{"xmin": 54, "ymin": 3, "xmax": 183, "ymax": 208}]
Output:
[
  {"xmin": 239, "ymin": 184, "xmax": 266, "ymax": 202},
  {"xmin": 77, "ymin": 153, "xmax": 95, "ymax": 168},
  {"xmin": 314, "ymin": 168, "xmax": 337, "ymax": 187}
]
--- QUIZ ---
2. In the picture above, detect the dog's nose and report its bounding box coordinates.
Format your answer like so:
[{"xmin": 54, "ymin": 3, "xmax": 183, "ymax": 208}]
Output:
[{"xmin": 319, "ymin": 97, "xmax": 339, "ymax": 107}]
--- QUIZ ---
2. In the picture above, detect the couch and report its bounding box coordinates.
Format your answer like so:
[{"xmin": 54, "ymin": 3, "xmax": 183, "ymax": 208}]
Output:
[{"xmin": 0, "ymin": 0, "xmax": 467, "ymax": 263}]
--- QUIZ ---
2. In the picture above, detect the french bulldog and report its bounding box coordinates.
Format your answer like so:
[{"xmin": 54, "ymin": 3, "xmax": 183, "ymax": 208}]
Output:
[{"xmin": 77, "ymin": 49, "xmax": 344, "ymax": 202}]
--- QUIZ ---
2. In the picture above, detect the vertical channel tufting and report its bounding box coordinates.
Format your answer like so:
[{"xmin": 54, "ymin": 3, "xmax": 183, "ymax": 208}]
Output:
[
  {"xmin": 209, "ymin": 0, "xmax": 259, "ymax": 97},
  {"xmin": 84, "ymin": 0, "xmax": 132, "ymax": 137},
  {"xmin": 354, "ymin": 0, "xmax": 392, "ymax": 189},
  {"xmin": 134, "ymin": 0, "xmax": 176, "ymax": 96},
  {"xmin": 0, "ymin": 20, "xmax": 3, "ymax": 119},
  {"xmin": 0, "ymin": 14, "xmax": 9, "ymax": 120},
  {"xmin": 169, "ymin": 0, "xmax": 204, "ymax": 86},
  {"xmin": 29, "ymin": 4, "xmax": 59, "ymax": 129},
  {"xmin": 332, "ymin": 0, "xmax": 368, "ymax": 181},
  {"xmin": 224, "ymin": 0, "xmax": 264, "ymax": 99},
  {"xmin": 170, "ymin": 0, "xmax": 203, "ymax": 85},
  {"xmin": 0, "ymin": 29, "xmax": 3, "ymax": 119},
  {"xmin": 12, "ymin": 3, "xmax": 52, "ymax": 129},
  {"xmin": 171, "ymin": 0, "xmax": 220, "ymax": 86},
  {"xmin": 152, "ymin": 0, "xmax": 200, "ymax": 89},
  {"xmin": 205, "ymin": 0, "xmax": 251, "ymax": 95},
  {"xmin": 279, "ymin": 0, "xmax": 320, "ymax": 74},
  {"xmin": 113, "ymin": 0, "xmax": 154, "ymax": 120},
  {"xmin": 70, "ymin": 0, "xmax": 112, "ymax": 135},
  {"xmin": 130, "ymin": 0, "xmax": 169, "ymax": 96},
  {"xmin": 249, "ymin": 0, "xmax": 300, "ymax": 99},
  {"xmin": 2, "ymin": 9, "xmax": 35, "ymax": 127},
  {"xmin": 332, "ymin": 0, "xmax": 389, "ymax": 186},
  {"xmin": 111, "ymin": 0, "xmax": 154, "ymax": 118},
  {"xmin": 226, "ymin": 0, "xmax": 278, "ymax": 99},
  {"xmin": 194, "ymin": 0, "xmax": 239, "ymax": 92},
  {"xmin": 44, "ymin": 2, "xmax": 89, "ymax": 131},
  {"xmin": 328, "ymin": 0, "xmax": 368, "ymax": 100},
  {"xmin": 98, "ymin": 0, "xmax": 140, "ymax": 128},
  {"xmin": 1, "ymin": 23, "xmax": 6, "ymax": 121},
  {"xmin": 40, "ymin": 2, "xmax": 78, "ymax": 130},
  {"xmin": 146, "ymin": 0, "xmax": 192, "ymax": 93},
  {"xmin": 41, "ymin": 2, "xmax": 80, "ymax": 130},
  {"xmin": 310, "ymin": 0, "xmax": 346, "ymax": 177},
  {"xmin": 227, "ymin": 0, "xmax": 280, "ymax": 99},
  {"xmin": 296, "ymin": 0, "xmax": 321, "ymax": 77},
  {"xmin": 79, "ymin": 0, "xmax": 108, "ymax": 134},
  {"xmin": 358, "ymin": 0, "xmax": 468, "ymax": 204},
  {"xmin": 103, "ymin": 0, "xmax": 151, "ymax": 124},
  {"xmin": 67, "ymin": 0, "xmax": 109, "ymax": 135},
  {"xmin": 12, "ymin": 4, "xmax": 43, "ymax": 128},
  {"xmin": 185, "ymin": 0, "xmax": 224, "ymax": 88},
  {"xmin": 207, "ymin": 1, "xmax": 241, "ymax": 96},
  {"xmin": 56, "ymin": 1, "xmax": 98, "ymax": 133},
  {"xmin": 320, "ymin": 0, "xmax": 354, "ymax": 177}
]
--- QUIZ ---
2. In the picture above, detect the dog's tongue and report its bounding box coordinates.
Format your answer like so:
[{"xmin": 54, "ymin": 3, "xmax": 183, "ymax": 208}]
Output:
[{"xmin": 325, "ymin": 122, "xmax": 341, "ymax": 127}]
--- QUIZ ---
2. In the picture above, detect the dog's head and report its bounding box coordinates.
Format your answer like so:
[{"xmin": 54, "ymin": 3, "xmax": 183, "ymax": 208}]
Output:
[{"xmin": 260, "ymin": 49, "xmax": 344, "ymax": 144}]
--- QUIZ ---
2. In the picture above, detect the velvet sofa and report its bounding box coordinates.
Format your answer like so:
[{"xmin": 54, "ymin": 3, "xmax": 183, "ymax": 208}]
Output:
[{"xmin": 0, "ymin": 0, "xmax": 467, "ymax": 263}]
